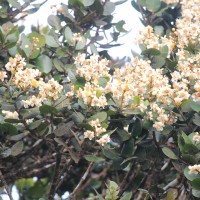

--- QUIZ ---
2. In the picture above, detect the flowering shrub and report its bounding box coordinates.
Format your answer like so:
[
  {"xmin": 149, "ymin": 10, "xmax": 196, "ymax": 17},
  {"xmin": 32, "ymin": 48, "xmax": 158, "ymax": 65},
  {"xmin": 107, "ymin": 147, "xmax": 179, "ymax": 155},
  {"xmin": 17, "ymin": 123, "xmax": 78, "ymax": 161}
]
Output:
[{"xmin": 1, "ymin": 0, "xmax": 200, "ymax": 199}]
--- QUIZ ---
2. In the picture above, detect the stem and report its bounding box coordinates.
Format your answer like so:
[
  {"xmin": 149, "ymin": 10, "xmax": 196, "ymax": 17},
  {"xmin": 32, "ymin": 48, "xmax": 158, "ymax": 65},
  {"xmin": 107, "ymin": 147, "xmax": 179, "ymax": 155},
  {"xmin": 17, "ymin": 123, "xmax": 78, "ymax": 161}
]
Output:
[
  {"xmin": 0, "ymin": 170, "xmax": 14, "ymax": 200},
  {"xmin": 48, "ymin": 150, "xmax": 61, "ymax": 200},
  {"xmin": 69, "ymin": 162, "xmax": 93, "ymax": 199}
]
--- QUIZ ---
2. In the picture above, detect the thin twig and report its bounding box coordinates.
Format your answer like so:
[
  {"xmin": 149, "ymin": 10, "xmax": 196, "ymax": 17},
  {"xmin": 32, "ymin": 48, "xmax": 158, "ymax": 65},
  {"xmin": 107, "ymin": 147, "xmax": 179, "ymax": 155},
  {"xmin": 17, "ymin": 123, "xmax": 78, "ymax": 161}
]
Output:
[
  {"xmin": 0, "ymin": 170, "xmax": 14, "ymax": 200},
  {"xmin": 68, "ymin": 162, "xmax": 93, "ymax": 200},
  {"xmin": 119, "ymin": 162, "xmax": 135, "ymax": 197},
  {"xmin": 48, "ymin": 150, "xmax": 62, "ymax": 200},
  {"xmin": 153, "ymin": 131, "xmax": 160, "ymax": 151}
]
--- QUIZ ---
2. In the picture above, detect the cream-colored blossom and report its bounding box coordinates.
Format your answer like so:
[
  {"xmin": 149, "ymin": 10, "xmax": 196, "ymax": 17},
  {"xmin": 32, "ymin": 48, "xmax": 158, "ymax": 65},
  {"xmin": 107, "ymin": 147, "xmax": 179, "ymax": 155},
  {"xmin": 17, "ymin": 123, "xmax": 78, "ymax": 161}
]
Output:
[
  {"xmin": 13, "ymin": 68, "xmax": 41, "ymax": 90},
  {"xmin": 72, "ymin": 33, "xmax": 83, "ymax": 43},
  {"xmin": 189, "ymin": 164, "xmax": 200, "ymax": 174},
  {"xmin": 97, "ymin": 134, "xmax": 110, "ymax": 146},
  {"xmin": 2, "ymin": 110, "xmax": 19, "ymax": 119},
  {"xmin": 84, "ymin": 130, "xmax": 95, "ymax": 140},
  {"xmin": 0, "ymin": 71, "xmax": 7, "ymax": 81},
  {"xmin": 5, "ymin": 54, "xmax": 26, "ymax": 73},
  {"xmin": 193, "ymin": 132, "xmax": 200, "ymax": 143}
]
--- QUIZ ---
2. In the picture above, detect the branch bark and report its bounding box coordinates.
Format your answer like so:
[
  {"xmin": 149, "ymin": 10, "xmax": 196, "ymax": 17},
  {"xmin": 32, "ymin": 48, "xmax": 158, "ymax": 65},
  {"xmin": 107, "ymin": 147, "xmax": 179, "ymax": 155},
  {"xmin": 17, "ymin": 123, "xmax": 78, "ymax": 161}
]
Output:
[
  {"xmin": 0, "ymin": 170, "xmax": 14, "ymax": 200},
  {"xmin": 69, "ymin": 162, "xmax": 93, "ymax": 200}
]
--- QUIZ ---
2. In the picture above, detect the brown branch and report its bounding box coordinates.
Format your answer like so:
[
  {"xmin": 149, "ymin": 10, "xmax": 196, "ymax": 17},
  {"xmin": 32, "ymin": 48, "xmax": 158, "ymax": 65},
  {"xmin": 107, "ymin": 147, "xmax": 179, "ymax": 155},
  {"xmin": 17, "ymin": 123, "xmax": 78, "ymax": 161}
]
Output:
[
  {"xmin": 137, "ymin": 4, "xmax": 148, "ymax": 26},
  {"xmin": 55, "ymin": 158, "xmax": 73, "ymax": 191},
  {"xmin": 119, "ymin": 162, "xmax": 135, "ymax": 197},
  {"xmin": 0, "ymin": 155, "xmax": 56, "ymax": 187},
  {"xmin": 0, "ymin": 170, "xmax": 14, "ymax": 200},
  {"xmin": 48, "ymin": 151, "xmax": 62, "ymax": 200},
  {"xmin": 80, "ymin": 168, "xmax": 108, "ymax": 192},
  {"xmin": 69, "ymin": 162, "xmax": 93, "ymax": 200},
  {"xmin": 11, "ymin": 0, "xmax": 48, "ymax": 20}
]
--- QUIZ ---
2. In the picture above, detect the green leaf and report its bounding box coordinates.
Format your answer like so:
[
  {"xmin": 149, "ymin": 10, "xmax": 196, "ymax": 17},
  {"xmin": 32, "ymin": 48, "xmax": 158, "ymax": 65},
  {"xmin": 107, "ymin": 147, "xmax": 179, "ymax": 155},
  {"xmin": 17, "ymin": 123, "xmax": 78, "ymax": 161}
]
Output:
[
  {"xmin": 192, "ymin": 189, "xmax": 200, "ymax": 198},
  {"xmin": 54, "ymin": 121, "xmax": 74, "ymax": 137},
  {"xmin": 20, "ymin": 33, "xmax": 32, "ymax": 57},
  {"xmin": 90, "ymin": 43, "xmax": 99, "ymax": 55},
  {"xmin": 120, "ymin": 192, "xmax": 133, "ymax": 200},
  {"xmin": 35, "ymin": 55, "xmax": 53, "ymax": 73},
  {"xmin": 84, "ymin": 155, "xmax": 105, "ymax": 162},
  {"xmin": 160, "ymin": 45, "xmax": 169, "ymax": 58},
  {"xmin": 121, "ymin": 138, "xmax": 135, "ymax": 157},
  {"xmin": 154, "ymin": 25, "xmax": 164, "ymax": 35},
  {"xmin": 71, "ymin": 112, "xmax": 85, "ymax": 123},
  {"xmin": 183, "ymin": 143, "xmax": 199, "ymax": 154},
  {"xmin": 7, "ymin": 0, "xmax": 21, "ymax": 9},
  {"xmin": 29, "ymin": 120, "xmax": 42, "ymax": 130},
  {"xmin": 116, "ymin": 129, "xmax": 130, "ymax": 142},
  {"xmin": 182, "ymin": 131, "xmax": 192, "ymax": 144},
  {"xmin": 152, "ymin": 56, "xmax": 165, "ymax": 68},
  {"xmin": 6, "ymin": 28, "xmax": 19, "ymax": 43},
  {"xmin": 39, "ymin": 105, "xmax": 57, "ymax": 115},
  {"xmin": 75, "ymin": 36, "xmax": 86, "ymax": 50},
  {"xmin": 193, "ymin": 113, "xmax": 200, "ymax": 126},
  {"xmin": 36, "ymin": 123, "xmax": 49, "ymax": 136},
  {"xmin": 115, "ymin": 0, "xmax": 128, "ymax": 6},
  {"xmin": 45, "ymin": 35, "xmax": 59, "ymax": 47},
  {"xmin": 11, "ymin": 141, "xmax": 23, "ymax": 156},
  {"xmin": 162, "ymin": 147, "xmax": 178, "ymax": 160},
  {"xmin": 166, "ymin": 58, "xmax": 178, "ymax": 71},
  {"xmin": 88, "ymin": 112, "xmax": 107, "ymax": 122},
  {"xmin": 137, "ymin": 0, "xmax": 147, "ymax": 7},
  {"xmin": 53, "ymin": 58, "xmax": 65, "ymax": 72},
  {"xmin": 103, "ymin": 2, "xmax": 116, "ymax": 15},
  {"xmin": 141, "ymin": 48, "xmax": 161, "ymax": 56},
  {"xmin": 131, "ymin": 0, "xmax": 140, "ymax": 12},
  {"xmin": 9, "ymin": 133, "xmax": 28, "ymax": 141},
  {"xmin": 115, "ymin": 20, "xmax": 127, "ymax": 32},
  {"xmin": 80, "ymin": 0, "xmax": 95, "ymax": 6},
  {"xmin": 191, "ymin": 178, "xmax": 200, "ymax": 190},
  {"xmin": 98, "ymin": 77, "xmax": 109, "ymax": 88},
  {"xmin": 64, "ymin": 27, "xmax": 73, "ymax": 42},
  {"xmin": 47, "ymin": 15, "xmax": 61, "ymax": 30},
  {"xmin": 182, "ymin": 154, "xmax": 197, "ymax": 164},
  {"xmin": 0, "ymin": 123, "xmax": 18, "ymax": 135},
  {"xmin": 130, "ymin": 118, "xmax": 142, "ymax": 137},
  {"xmin": 103, "ymin": 148, "xmax": 120, "ymax": 160},
  {"xmin": 146, "ymin": 0, "xmax": 161, "ymax": 12},
  {"xmin": 1, "ymin": 148, "xmax": 11, "ymax": 158},
  {"xmin": 189, "ymin": 100, "xmax": 200, "ymax": 112}
]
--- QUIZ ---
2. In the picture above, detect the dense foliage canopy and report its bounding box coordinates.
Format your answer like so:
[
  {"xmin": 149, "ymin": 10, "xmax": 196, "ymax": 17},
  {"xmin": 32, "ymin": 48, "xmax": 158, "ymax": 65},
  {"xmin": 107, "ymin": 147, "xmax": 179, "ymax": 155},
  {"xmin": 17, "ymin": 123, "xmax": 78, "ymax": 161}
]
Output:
[{"xmin": 2, "ymin": 0, "xmax": 200, "ymax": 199}]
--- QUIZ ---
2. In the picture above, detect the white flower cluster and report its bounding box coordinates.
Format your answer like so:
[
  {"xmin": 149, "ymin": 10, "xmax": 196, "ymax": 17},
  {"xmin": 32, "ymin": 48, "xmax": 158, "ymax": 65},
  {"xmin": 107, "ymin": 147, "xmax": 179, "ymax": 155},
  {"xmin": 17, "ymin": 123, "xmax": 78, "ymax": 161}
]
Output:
[
  {"xmin": 5, "ymin": 54, "xmax": 26, "ymax": 73},
  {"xmin": 84, "ymin": 119, "xmax": 110, "ymax": 146},
  {"xmin": 189, "ymin": 164, "xmax": 200, "ymax": 174},
  {"xmin": 72, "ymin": 33, "xmax": 83, "ymax": 43},
  {"xmin": 13, "ymin": 68, "xmax": 41, "ymax": 90},
  {"xmin": 0, "ymin": 71, "xmax": 7, "ymax": 81},
  {"xmin": 137, "ymin": 26, "xmax": 175, "ymax": 58},
  {"xmin": 23, "ymin": 78, "xmax": 63, "ymax": 108},
  {"xmin": 193, "ymin": 132, "xmax": 200, "ymax": 143},
  {"xmin": 74, "ymin": 54, "xmax": 110, "ymax": 108},
  {"xmin": 175, "ymin": 0, "xmax": 200, "ymax": 48},
  {"xmin": 1, "ymin": 54, "xmax": 63, "ymax": 108},
  {"xmin": 73, "ymin": 54, "xmax": 179, "ymax": 132},
  {"xmin": 2, "ymin": 111, "xmax": 19, "ymax": 119}
]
